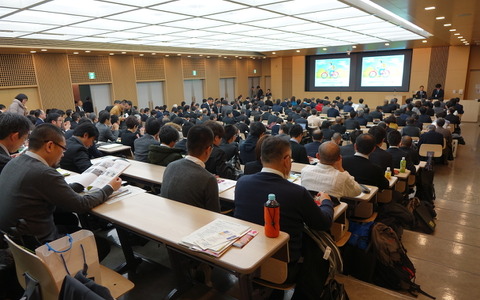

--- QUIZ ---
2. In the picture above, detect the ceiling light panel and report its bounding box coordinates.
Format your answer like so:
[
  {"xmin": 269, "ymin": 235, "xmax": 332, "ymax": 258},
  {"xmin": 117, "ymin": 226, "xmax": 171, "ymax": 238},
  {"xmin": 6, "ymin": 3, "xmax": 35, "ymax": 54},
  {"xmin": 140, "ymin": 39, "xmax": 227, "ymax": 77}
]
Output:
[
  {"xmin": 0, "ymin": 20, "xmax": 57, "ymax": 32},
  {"xmin": 203, "ymin": 33, "xmax": 245, "ymax": 41},
  {"xmin": 260, "ymin": 0, "xmax": 348, "ymax": 15},
  {"xmin": 207, "ymin": 24, "xmax": 258, "ymax": 33},
  {"xmin": 151, "ymin": 0, "xmax": 246, "ymax": 16},
  {"xmin": 70, "ymin": 36, "xmax": 122, "ymax": 43},
  {"xmin": 297, "ymin": 7, "xmax": 368, "ymax": 22},
  {"xmin": 166, "ymin": 30, "xmax": 215, "ymax": 38},
  {"xmin": 96, "ymin": 32, "xmax": 151, "ymax": 39},
  {"xmin": 22, "ymin": 33, "xmax": 81, "ymax": 40},
  {"xmin": 277, "ymin": 22, "xmax": 330, "ymax": 33},
  {"xmin": 125, "ymin": 25, "xmax": 185, "ymax": 35},
  {"xmin": 246, "ymin": 16, "xmax": 307, "ymax": 28},
  {"xmin": 31, "ymin": 0, "xmax": 134, "ymax": 17},
  {"xmin": 0, "ymin": 7, "xmax": 16, "ymax": 16},
  {"xmin": 139, "ymin": 35, "xmax": 183, "ymax": 42},
  {"xmin": 0, "ymin": 31, "xmax": 28, "ymax": 38},
  {"xmin": 107, "ymin": 8, "xmax": 188, "ymax": 24},
  {"xmin": 323, "ymin": 15, "xmax": 383, "ymax": 27},
  {"xmin": 44, "ymin": 27, "xmax": 111, "ymax": 36},
  {"xmin": 208, "ymin": 7, "xmax": 283, "ymax": 23},
  {"xmin": 103, "ymin": 0, "xmax": 172, "ymax": 6},
  {"xmin": 166, "ymin": 18, "xmax": 230, "ymax": 29},
  {"xmin": 77, "ymin": 18, "xmax": 143, "ymax": 30},
  {"xmin": 229, "ymin": 0, "xmax": 285, "ymax": 6},
  {"xmin": 0, "ymin": 0, "xmax": 45, "ymax": 9},
  {"xmin": 3, "ymin": 10, "xmax": 91, "ymax": 25}
]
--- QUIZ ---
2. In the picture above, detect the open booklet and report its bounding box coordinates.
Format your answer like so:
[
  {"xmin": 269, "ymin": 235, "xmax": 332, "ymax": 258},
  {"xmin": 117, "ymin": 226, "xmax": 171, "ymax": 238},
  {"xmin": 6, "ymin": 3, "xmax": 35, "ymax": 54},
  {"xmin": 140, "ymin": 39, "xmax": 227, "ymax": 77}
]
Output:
[
  {"xmin": 65, "ymin": 157, "xmax": 130, "ymax": 190},
  {"xmin": 217, "ymin": 178, "xmax": 236, "ymax": 193},
  {"xmin": 180, "ymin": 219, "xmax": 250, "ymax": 258}
]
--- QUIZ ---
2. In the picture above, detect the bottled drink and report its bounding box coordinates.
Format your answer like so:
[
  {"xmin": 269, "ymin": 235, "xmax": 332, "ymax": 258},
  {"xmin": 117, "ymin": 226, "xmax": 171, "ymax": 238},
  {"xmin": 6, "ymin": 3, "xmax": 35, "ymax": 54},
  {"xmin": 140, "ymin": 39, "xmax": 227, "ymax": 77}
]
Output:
[
  {"xmin": 385, "ymin": 167, "xmax": 392, "ymax": 180},
  {"xmin": 400, "ymin": 157, "xmax": 406, "ymax": 173},
  {"xmin": 264, "ymin": 194, "xmax": 280, "ymax": 238}
]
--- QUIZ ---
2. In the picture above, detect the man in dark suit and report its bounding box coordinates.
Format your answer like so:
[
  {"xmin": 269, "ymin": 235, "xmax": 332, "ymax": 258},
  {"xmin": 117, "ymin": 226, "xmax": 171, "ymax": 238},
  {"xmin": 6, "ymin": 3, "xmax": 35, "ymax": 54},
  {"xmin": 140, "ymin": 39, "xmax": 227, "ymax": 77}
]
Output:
[
  {"xmin": 415, "ymin": 85, "xmax": 428, "ymax": 99},
  {"xmin": 331, "ymin": 117, "xmax": 346, "ymax": 134},
  {"xmin": 401, "ymin": 117, "xmax": 421, "ymax": 137},
  {"xmin": 304, "ymin": 129, "xmax": 323, "ymax": 158},
  {"xmin": 234, "ymin": 136, "xmax": 333, "ymax": 299},
  {"xmin": 400, "ymin": 136, "xmax": 420, "ymax": 165},
  {"xmin": 431, "ymin": 83, "xmax": 444, "ymax": 100},
  {"xmin": 344, "ymin": 111, "xmax": 360, "ymax": 130},
  {"xmin": 239, "ymin": 121, "xmax": 266, "ymax": 164},
  {"xmin": 368, "ymin": 126, "xmax": 393, "ymax": 171},
  {"xmin": 60, "ymin": 122, "xmax": 98, "ymax": 173},
  {"xmin": 0, "ymin": 113, "xmax": 31, "ymax": 173},
  {"xmin": 386, "ymin": 130, "xmax": 416, "ymax": 175},
  {"xmin": 370, "ymin": 106, "xmax": 383, "ymax": 121},
  {"xmin": 0, "ymin": 124, "xmax": 122, "ymax": 244},
  {"xmin": 418, "ymin": 125, "xmax": 444, "ymax": 148},
  {"xmin": 342, "ymin": 133, "xmax": 389, "ymax": 190},
  {"xmin": 289, "ymin": 124, "xmax": 309, "ymax": 164},
  {"xmin": 340, "ymin": 130, "xmax": 362, "ymax": 158}
]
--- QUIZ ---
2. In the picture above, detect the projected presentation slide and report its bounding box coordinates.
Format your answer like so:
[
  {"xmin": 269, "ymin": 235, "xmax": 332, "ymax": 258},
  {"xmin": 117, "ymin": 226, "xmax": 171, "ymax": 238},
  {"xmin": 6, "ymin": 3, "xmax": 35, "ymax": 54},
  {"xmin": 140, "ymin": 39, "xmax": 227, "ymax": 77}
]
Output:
[
  {"xmin": 314, "ymin": 58, "xmax": 351, "ymax": 87},
  {"xmin": 360, "ymin": 55, "xmax": 405, "ymax": 87}
]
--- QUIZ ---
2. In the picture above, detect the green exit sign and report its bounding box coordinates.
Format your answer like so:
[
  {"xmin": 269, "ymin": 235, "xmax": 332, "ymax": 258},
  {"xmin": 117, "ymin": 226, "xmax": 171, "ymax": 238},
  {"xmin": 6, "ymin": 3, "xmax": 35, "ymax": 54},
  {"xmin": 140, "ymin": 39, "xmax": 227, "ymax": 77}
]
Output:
[
  {"xmin": 88, "ymin": 72, "xmax": 96, "ymax": 79},
  {"xmin": 192, "ymin": 70, "xmax": 197, "ymax": 76},
  {"xmin": 253, "ymin": 69, "xmax": 257, "ymax": 74}
]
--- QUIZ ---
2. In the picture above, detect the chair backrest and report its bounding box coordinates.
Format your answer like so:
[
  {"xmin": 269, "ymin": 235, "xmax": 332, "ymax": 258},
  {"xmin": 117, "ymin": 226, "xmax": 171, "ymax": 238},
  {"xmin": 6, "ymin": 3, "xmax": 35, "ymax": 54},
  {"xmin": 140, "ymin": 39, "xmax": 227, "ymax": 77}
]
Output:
[
  {"xmin": 4, "ymin": 235, "xmax": 60, "ymax": 300},
  {"xmin": 419, "ymin": 143, "xmax": 443, "ymax": 157}
]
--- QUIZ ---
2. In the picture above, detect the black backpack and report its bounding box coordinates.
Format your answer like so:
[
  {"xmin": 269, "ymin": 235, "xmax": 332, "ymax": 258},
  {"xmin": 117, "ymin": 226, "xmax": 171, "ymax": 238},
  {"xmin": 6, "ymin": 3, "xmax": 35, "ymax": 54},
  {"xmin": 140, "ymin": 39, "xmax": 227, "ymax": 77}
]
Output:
[
  {"xmin": 416, "ymin": 152, "xmax": 436, "ymax": 203},
  {"xmin": 371, "ymin": 222, "xmax": 435, "ymax": 299},
  {"xmin": 406, "ymin": 197, "xmax": 436, "ymax": 234}
]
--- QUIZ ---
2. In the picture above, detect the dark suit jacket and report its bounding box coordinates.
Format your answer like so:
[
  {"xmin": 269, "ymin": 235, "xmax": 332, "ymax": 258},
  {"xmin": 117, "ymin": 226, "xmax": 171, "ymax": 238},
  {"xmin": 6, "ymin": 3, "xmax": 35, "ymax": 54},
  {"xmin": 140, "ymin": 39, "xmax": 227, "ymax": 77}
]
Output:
[
  {"xmin": 386, "ymin": 147, "xmax": 416, "ymax": 174},
  {"xmin": 205, "ymin": 145, "xmax": 236, "ymax": 180},
  {"xmin": 304, "ymin": 141, "xmax": 322, "ymax": 158},
  {"xmin": 344, "ymin": 119, "xmax": 360, "ymax": 130},
  {"xmin": 369, "ymin": 147, "xmax": 393, "ymax": 171},
  {"xmin": 340, "ymin": 144, "xmax": 355, "ymax": 157},
  {"xmin": 331, "ymin": 124, "xmax": 346, "ymax": 134},
  {"xmin": 431, "ymin": 88, "xmax": 444, "ymax": 100},
  {"xmin": 290, "ymin": 140, "xmax": 309, "ymax": 164},
  {"xmin": 60, "ymin": 136, "xmax": 92, "ymax": 173},
  {"xmin": 244, "ymin": 160, "xmax": 262, "ymax": 175},
  {"xmin": 234, "ymin": 172, "xmax": 333, "ymax": 262},
  {"xmin": 174, "ymin": 138, "xmax": 187, "ymax": 155},
  {"xmin": 400, "ymin": 146, "xmax": 420, "ymax": 165},
  {"xmin": 342, "ymin": 155, "xmax": 389, "ymax": 190},
  {"xmin": 401, "ymin": 125, "xmax": 421, "ymax": 137},
  {"xmin": 418, "ymin": 130, "xmax": 444, "ymax": 148},
  {"xmin": 0, "ymin": 147, "xmax": 11, "ymax": 174}
]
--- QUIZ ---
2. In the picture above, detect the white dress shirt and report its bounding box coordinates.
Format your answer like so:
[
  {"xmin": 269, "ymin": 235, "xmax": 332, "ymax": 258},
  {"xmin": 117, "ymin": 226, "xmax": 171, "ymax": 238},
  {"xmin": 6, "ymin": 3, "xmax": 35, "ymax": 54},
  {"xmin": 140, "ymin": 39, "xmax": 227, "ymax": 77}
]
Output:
[{"xmin": 301, "ymin": 163, "xmax": 362, "ymax": 199}]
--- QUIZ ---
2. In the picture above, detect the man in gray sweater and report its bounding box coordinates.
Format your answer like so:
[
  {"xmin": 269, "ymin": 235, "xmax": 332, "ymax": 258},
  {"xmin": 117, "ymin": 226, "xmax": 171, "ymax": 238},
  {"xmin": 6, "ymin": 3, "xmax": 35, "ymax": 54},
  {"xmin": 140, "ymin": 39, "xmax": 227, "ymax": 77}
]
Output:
[
  {"xmin": 0, "ymin": 124, "xmax": 122, "ymax": 243},
  {"xmin": 160, "ymin": 125, "xmax": 220, "ymax": 212}
]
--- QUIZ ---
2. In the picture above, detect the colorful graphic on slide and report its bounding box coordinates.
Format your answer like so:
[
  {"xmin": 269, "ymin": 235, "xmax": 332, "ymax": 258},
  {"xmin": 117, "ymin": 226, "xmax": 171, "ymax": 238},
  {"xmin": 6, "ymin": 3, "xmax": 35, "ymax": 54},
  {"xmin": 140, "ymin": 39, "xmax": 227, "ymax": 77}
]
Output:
[
  {"xmin": 314, "ymin": 58, "xmax": 350, "ymax": 87},
  {"xmin": 361, "ymin": 55, "xmax": 405, "ymax": 87}
]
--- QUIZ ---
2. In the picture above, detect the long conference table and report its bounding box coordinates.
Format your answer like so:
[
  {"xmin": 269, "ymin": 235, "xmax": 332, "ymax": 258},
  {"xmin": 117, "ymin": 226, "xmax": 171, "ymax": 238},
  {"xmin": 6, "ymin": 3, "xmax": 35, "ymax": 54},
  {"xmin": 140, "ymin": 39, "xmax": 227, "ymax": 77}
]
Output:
[{"xmin": 92, "ymin": 193, "xmax": 289, "ymax": 300}]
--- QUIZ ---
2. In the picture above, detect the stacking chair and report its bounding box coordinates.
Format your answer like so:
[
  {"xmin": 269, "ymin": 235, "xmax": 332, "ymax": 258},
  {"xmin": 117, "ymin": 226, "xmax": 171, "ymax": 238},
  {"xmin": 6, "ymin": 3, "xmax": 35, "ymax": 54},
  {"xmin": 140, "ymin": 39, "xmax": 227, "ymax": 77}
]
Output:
[
  {"xmin": 5, "ymin": 235, "xmax": 134, "ymax": 299},
  {"xmin": 418, "ymin": 143, "xmax": 443, "ymax": 158}
]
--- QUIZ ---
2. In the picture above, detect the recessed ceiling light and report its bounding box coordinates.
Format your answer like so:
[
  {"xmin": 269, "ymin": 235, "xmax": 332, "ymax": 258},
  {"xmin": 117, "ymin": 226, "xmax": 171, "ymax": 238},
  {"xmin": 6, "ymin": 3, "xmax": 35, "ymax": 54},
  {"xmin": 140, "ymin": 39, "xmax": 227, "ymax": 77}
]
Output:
[
  {"xmin": 422, "ymin": 40, "xmax": 427, "ymax": 43},
  {"xmin": 30, "ymin": 50, "xmax": 36, "ymax": 53},
  {"xmin": 199, "ymin": 55, "xmax": 203, "ymax": 57},
  {"xmin": 461, "ymin": 39, "xmax": 466, "ymax": 41},
  {"xmin": 165, "ymin": 54, "xmax": 169, "ymax": 57},
  {"xmin": 263, "ymin": 57, "xmax": 266, "ymax": 59},
  {"xmin": 151, "ymin": 53, "xmax": 156, "ymax": 55},
  {"xmin": 224, "ymin": 57, "xmax": 227, "ymax": 58},
  {"xmin": 252, "ymin": 57, "xmax": 256, "ymax": 59},
  {"xmin": 187, "ymin": 55, "xmax": 191, "ymax": 57},
  {"xmin": 239, "ymin": 57, "xmax": 242, "ymax": 59},
  {"xmin": 449, "ymin": 29, "xmax": 456, "ymax": 32},
  {"xmin": 454, "ymin": 33, "xmax": 460, "ymax": 35},
  {"xmin": 352, "ymin": 46, "xmax": 357, "ymax": 49},
  {"xmin": 41, "ymin": 49, "xmax": 47, "ymax": 52},
  {"xmin": 73, "ymin": 52, "xmax": 79, "ymax": 54},
  {"xmin": 218, "ymin": 55, "xmax": 222, "ymax": 57},
  {"xmin": 272, "ymin": 52, "xmax": 276, "ymax": 54},
  {"xmin": 323, "ymin": 48, "xmax": 327, "ymax": 51},
  {"xmin": 121, "ymin": 51, "xmax": 126, "ymax": 54},
  {"xmin": 458, "ymin": 36, "xmax": 463, "ymax": 38},
  {"xmin": 436, "ymin": 16, "xmax": 445, "ymax": 20},
  {"xmin": 139, "ymin": 54, "xmax": 144, "ymax": 56},
  {"xmin": 85, "ymin": 50, "xmax": 91, "ymax": 53},
  {"xmin": 177, "ymin": 54, "xmax": 181, "ymax": 56},
  {"xmin": 444, "ymin": 24, "xmax": 451, "ymax": 27},
  {"xmin": 385, "ymin": 43, "xmax": 390, "ymax": 46},
  {"xmin": 424, "ymin": 6, "xmax": 436, "ymax": 10},
  {"xmin": 206, "ymin": 56, "xmax": 210, "ymax": 58},
  {"xmin": 296, "ymin": 50, "xmax": 300, "ymax": 52},
  {"xmin": 109, "ymin": 53, "xmax": 114, "ymax": 55}
]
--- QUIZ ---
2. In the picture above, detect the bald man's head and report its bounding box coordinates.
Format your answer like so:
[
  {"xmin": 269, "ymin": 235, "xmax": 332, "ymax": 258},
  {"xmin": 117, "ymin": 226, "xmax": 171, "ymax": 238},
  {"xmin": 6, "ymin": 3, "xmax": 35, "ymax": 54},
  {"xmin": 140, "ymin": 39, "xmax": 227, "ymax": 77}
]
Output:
[{"xmin": 318, "ymin": 141, "xmax": 341, "ymax": 165}]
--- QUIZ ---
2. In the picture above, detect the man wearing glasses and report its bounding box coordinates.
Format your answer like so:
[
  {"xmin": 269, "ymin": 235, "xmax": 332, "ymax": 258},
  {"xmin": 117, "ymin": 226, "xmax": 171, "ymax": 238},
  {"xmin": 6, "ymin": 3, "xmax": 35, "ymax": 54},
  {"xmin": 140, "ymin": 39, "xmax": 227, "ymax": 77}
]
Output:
[
  {"xmin": 0, "ymin": 124, "xmax": 122, "ymax": 244},
  {"xmin": 0, "ymin": 113, "xmax": 32, "ymax": 173}
]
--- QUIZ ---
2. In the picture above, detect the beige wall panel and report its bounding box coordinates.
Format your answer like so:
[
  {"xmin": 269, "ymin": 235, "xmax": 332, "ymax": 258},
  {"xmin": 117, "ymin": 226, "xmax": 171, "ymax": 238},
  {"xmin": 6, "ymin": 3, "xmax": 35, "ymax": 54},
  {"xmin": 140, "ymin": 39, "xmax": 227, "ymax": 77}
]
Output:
[
  {"xmin": 445, "ymin": 46, "xmax": 470, "ymax": 100},
  {"xmin": 236, "ymin": 59, "xmax": 248, "ymax": 99},
  {"xmin": 282, "ymin": 56, "xmax": 292, "ymax": 100},
  {"xmin": 0, "ymin": 54, "xmax": 36, "ymax": 87},
  {"xmin": 33, "ymin": 54, "xmax": 74, "ymax": 111},
  {"xmin": 134, "ymin": 56, "xmax": 165, "ymax": 81},
  {"xmin": 248, "ymin": 59, "xmax": 262, "ymax": 77},
  {"xmin": 409, "ymin": 48, "xmax": 431, "ymax": 93},
  {"xmin": 206, "ymin": 58, "xmax": 220, "ymax": 99},
  {"xmin": 262, "ymin": 59, "xmax": 271, "ymax": 76},
  {"xmin": 219, "ymin": 58, "xmax": 236, "ymax": 78},
  {"xmin": 0, "ymin": 87, "xmax": 40, "ymax": 111},
  {"xmin": 183, "ymin": 57, "xmax": 205, "ymax": 79},
  {"xmin": 164, "ymin": 56, "xmax": 184, "ymax": 107},
  {"xmin": 110, "ymin": 55, "xmax": 137, "ymax": 105},
  {"xmin": 68, "ymin": 56, "xmax": 111, "ymax": 84},
  {"xmin": 270, "ymin": 57, "xmax": 283, "ymax": 100},
  {"xmin": 468, "ymin": 46, "xmax": 480, "ymax": 69}
]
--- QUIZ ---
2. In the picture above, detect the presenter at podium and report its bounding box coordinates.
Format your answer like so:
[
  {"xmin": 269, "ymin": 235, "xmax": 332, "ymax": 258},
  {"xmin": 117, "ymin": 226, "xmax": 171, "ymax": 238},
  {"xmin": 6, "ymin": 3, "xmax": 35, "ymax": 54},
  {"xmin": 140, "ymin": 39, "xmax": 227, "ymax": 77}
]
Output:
[{"xmin": 414, "ymin": 85, "xmax": 428, "ymax": 99}]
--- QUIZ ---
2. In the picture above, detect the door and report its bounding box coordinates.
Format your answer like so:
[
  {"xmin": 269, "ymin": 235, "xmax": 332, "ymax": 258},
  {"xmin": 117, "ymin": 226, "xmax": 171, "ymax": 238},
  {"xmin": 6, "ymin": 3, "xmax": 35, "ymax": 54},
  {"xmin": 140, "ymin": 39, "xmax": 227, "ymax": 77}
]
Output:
[
  {"xmin": 248, "ymin": 77, "xmax": 260, "ymax": 98},
  {"xmin": 220, "ymin": 78, "xmax": 235, "ymax": 101},
  {"xmin": 89, "ymin": 84, "xmax": 112, "ymax": 114},
  {"xmin": 137, "ymin": 81, "xmax": 164, "ymax": 110},
  {"xmin": 184, "ymin": 79, "xmax": 204, "ymax": 103}
]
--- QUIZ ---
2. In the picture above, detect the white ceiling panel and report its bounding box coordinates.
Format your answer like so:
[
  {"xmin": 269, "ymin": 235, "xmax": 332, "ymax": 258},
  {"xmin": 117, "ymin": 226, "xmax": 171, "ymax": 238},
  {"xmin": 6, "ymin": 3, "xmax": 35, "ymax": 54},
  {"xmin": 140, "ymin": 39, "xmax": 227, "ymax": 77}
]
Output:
[
  {"xmin": 323, "ymin": 15, "xmax": 383, "ymax": 27},
  {"xmin": 0, "ymin": 20, "xmax": 58, "ymax": 32},
  {"xmin": 228, "ymin": 0, "xmax": 285, "ymax": 6},
  {"xmin": 0, "ymin": 0, "xmax": 45, "ymax": 9},
  {"xmin": 297, "ymin": 7, "xmax": 369, "ymax": 22},
  {"xmin": 44, "ymin": 27, "xmax": 111, "ymax": 36},
  {"xmin": 125, "ymin": 25, "xmax": 185, "ymax": 35},
  {"xmin": 166, "ymin": 18, "xmax": 230, "ymax": 29},
  {"xmin": 0, "ymin": 7, "xmax": 16, "ymax": 16},
  {"xmin": 206, "ymin": 24, "xmax": 258, "ymax": 34},
  {"xmin": 208, "ymin": 7, "xmax": 282, "ymax": 23},
  {"xmin": 31, "ymin": 0, "xmax": 134, "ymax": 17},
  {"xmin": 245, "ymin": 16, "xmax": 306, "ymax": 28},
  {"xmin": 277, "ymin": 22, "xmax": 330, "ymax": 33},
  {"xmin": 96, "ymin": 32, "xmax": 151, "ymax": 39},
  {"xmin": 151, "ymin": 0, "xmax": 246, "ymax": 16},
  {"xmin": 22, "ymin": 33, "xmax": 82, "ymax": 40},
  {"xmin": 3, "ymin": 10, "xmax": 92, "ymax": 25},
  {"xmin": 71, "ymin": 36, "xmax": 122, "ymax": 43},
  {"xmin": 107, "ymin": 8, "xmax": 189, "ymax": 24},
  {"xmin": 0, "ymin": 31, "xmax": 29, "ymax": 38},
  {"xmin": 260, "ymin": 0, "xmax": 348, "ymax": 15},
  {"xmin": 77, "ymin": 18, "xmax": 144, "ymax": 30},
  {"xmin": 167, "ymin": 30, "xmax": 216, "ymax": 38},
  {"xmin": 100, "ymin": 0, "xmax": 171, "ymax": 7}
]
